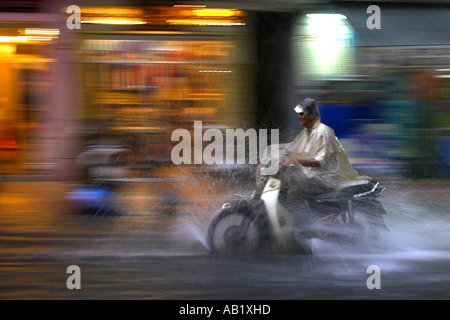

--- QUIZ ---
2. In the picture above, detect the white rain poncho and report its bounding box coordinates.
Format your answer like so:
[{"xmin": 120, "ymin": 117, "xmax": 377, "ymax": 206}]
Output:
[{"xmin": 278, "ymin": 120, "xmax": 370, "ymax": 191}]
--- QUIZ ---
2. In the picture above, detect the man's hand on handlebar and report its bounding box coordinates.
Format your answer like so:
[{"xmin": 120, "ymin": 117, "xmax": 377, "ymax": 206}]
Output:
[
  {"xmin": 280, "ymin": 156, "xmax": 320, "ymax": 168},
  {"xmin": 297, "ymin": 158, "xmax": 320, "ymax": 167},
  {"xmin": 280, "ymin": 157, "xmax": 291, "ymax": 168}
]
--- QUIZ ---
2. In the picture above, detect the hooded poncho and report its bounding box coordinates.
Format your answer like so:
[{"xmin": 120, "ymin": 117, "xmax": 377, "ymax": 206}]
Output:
[{"xmin": 281, "ymin": 120, "xmax": 370, "ymax": 190}]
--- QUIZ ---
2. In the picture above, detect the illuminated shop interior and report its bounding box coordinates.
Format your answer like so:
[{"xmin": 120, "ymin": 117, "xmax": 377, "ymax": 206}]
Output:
[
  {"xmin": 0, "ymin": 26, "xmax": 57, "ymax": 174},
  {"xmin": 78, "ymin": 5, "xmax": 253, "ymax": 165}
]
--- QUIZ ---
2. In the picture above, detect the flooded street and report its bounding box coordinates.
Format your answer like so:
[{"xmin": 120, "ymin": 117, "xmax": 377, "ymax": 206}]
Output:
[{"xmin": 0, "ymin": 178, "xmax": 449, "ymax": 300}]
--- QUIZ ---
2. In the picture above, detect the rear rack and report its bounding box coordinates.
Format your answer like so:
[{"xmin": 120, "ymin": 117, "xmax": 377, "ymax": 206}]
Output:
[
  {"xmin": 316, "ymin": 183, "xmax": 385, "ymax": 202},
  {"xmin": 371, "ymin": 185, "xmax": 385, "ymax": 198},
  {"xmin": 353, "ymin": 182, "xmax": 379, "ymax": 198}
]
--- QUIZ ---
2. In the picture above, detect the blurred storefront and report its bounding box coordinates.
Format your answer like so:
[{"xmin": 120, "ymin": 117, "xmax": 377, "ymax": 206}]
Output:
[
  {"xmin": 2, "ymin": 1, "xmax": 448, "ymax": 181},
  {"xmin": 75, "ymin": 5, "xmax": 255, "ymax": 180},
  {"xmin": 0, "ymin": 0, "xmax": 59, "ymax": 178},
  {"xmin": 289, "ymin": 3, "xmax": 450, "ymax": 178},
  {"xmin": 0, "ymin": 3, "xmax": 256, "ymax": 180}
]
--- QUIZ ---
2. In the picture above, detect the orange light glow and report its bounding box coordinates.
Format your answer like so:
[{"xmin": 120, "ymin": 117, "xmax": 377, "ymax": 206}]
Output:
[
  {"xmin": 0, "ymin": 36, "xmax": 28, "ymax": 43},
  {"xmin": 82, "ymin": 18, "xmax": 147, "ymax": 25},
  {"xmin": 183, "ymin": 108, "xmax": 217, "ymax": 114},
  {"xmin": 0, "ymin": 44, "xmax": 16, "ymax": 54},
  {"xmin": 193, "ymin": 9, "xmax": 239, "ymax": 17},
  {"xmin": 24, "ymin": 28, "xmax": 60, "ymax": 36},
  {"xmin": 166, "ymin": 19, "xmax": 245, "ymax": 26}
]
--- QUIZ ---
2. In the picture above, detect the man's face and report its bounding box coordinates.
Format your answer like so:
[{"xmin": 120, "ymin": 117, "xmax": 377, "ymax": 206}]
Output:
[{"xmin": 298, "ymin": 111, "xmax": 314, "ymax": 127}]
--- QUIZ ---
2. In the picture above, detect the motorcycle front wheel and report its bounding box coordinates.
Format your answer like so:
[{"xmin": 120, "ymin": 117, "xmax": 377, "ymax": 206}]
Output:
[{"xmin": 207, "ymin": 209, "xmax": 262, "ymax": 255}]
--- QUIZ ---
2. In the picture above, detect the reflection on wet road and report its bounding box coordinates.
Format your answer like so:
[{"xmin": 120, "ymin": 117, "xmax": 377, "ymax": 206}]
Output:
[{"xmin": 0, "ymin": 179, "xmax": 449, "ymax": 299}]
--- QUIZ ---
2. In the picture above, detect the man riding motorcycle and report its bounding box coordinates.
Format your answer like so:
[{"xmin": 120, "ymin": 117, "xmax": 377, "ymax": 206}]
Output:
[
  {"xmin": 281, "ymin": 98, "xmax": 369, "ymax": 192},
  {"xmin": 258, "ymin": 98, "xmax": 373, "ymax": 233},
  {"xmin": 208, "ymin": 98, "xmax": 388, "ymax": 254}
]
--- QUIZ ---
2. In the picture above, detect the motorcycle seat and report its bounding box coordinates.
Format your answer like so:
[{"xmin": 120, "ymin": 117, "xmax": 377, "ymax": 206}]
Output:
[
  {"xmin": 337, "ymin": 179, "xmax": 371, "ymax": 190},
  {"xmin": 315, "ymin": 180, "xmax": 379, "ymax": 200}
]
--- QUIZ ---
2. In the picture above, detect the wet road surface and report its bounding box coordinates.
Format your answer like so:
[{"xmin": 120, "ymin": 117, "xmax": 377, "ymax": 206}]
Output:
[{"xmin": 0, "ymin": 178, "xmax": 449, "ymax": 300}]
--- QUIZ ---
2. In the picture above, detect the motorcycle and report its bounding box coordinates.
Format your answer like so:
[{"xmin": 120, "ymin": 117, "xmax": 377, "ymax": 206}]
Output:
[
  {"xmin": 65, "ymin": 141, "xmax": 134, "ymax": 215},
  {"xmin": 207, "ymin": 165, "xmax": 388, "ymax": 255}
]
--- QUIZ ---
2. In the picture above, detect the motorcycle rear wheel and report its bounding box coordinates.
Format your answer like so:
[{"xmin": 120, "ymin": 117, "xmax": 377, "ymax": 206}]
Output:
[
  {"xmin": 207, "ymin": 209, "xmax": 262, "ymax": 255},
  {"xmin": 331, "ymin": 201, "xmax": 385, "ymax": 245},
  {"xmin": 333, "ymin": 210, "xmax": 376, "ymax": 242}
]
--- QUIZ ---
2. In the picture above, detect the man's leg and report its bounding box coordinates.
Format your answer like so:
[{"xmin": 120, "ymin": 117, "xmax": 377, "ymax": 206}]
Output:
[{"xmin": 285, "ymin": 178, "xmax": 335, "ymax": 236}]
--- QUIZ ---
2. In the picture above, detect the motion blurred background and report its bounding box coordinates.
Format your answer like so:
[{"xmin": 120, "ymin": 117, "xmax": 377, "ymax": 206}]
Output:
[
  {"xmin": 1, "ymin": 1, "xmax": 449, "ymax": 301},
  {"xmin": 0, "ymin": 0, "xmax": 448, "ymax": 189}
]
